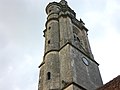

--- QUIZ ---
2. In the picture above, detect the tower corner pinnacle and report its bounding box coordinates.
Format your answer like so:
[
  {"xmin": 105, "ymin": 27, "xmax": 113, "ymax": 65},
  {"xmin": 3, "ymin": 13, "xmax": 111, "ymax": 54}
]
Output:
[{"xmin": 59, "ymin": 0, "xmax": 68, "ymax": 5}]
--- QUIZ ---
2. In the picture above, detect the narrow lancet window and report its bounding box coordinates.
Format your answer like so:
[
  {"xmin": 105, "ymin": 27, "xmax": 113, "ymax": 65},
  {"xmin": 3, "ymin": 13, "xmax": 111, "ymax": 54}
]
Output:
[
  {"xmin": 48, "ymin": 40, "xmax": 50, "ymax": 44},
  {"xmin": 47, "ymin": 72, "xmax": 51, "ymax": 80}
]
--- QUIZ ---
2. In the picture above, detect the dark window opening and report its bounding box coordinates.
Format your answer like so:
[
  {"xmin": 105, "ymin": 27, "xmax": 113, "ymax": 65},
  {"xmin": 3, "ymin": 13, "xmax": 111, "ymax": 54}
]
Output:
[
  {"xmin": 74, "ymin": 34, "xmax": 77, "ymax": 41},
  {"xmin": 49, "ymin": 10, "xmax": 51, "ymax": 13},
  {"xmin": 74, "ymin": 35, "xmax": 76, "ymax": 40},
  {"xmin": 48, "ymin": 40, "xmax": 50, "ymax": 44},
  {"xmin": 49, "ymin": 27, "xmax": 51, "ymax": 30},
  {"xmin": 77, "ymin": 37, "xmax": 80, "ymax": 42},
  {"xmin": 47, "ymin": 72, "xmax": 51, "ymax": 80}
]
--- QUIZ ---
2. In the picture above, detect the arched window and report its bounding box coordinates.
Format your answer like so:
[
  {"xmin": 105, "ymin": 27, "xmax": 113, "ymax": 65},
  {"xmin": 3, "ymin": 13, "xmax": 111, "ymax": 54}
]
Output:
[{"xmin": 47, "ymin": 72, "xmax": 51, "ymax": 80}]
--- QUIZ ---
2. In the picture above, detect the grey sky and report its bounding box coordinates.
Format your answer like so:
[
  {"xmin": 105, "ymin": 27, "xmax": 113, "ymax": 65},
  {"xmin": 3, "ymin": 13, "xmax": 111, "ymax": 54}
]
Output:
[
  {"xmin": 0, "ymin": 0, "xmax": 120, "ymax": 90},
  {"xmin": 0, "ymin": 0, "xmax": 43, "ymax": 90}
]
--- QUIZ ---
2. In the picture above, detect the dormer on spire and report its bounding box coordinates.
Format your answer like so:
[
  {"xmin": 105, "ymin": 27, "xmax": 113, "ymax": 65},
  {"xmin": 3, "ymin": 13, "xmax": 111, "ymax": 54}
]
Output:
[{"xmin": 60, "ymin": 0, "xmax": 67, "ymax": 5}]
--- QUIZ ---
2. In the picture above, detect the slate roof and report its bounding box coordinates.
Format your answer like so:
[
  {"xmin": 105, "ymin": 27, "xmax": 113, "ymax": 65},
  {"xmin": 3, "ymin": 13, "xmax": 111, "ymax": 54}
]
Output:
[{"xmin": 97, "ymin": 75, "xmax": 120, "ymax": 90}]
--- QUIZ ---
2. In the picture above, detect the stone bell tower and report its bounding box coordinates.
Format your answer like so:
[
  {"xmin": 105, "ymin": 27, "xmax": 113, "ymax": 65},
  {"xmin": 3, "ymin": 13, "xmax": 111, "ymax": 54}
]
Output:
[{"xmin": 38, "ymin": 0, "xmax": 103, "ymax": 90}]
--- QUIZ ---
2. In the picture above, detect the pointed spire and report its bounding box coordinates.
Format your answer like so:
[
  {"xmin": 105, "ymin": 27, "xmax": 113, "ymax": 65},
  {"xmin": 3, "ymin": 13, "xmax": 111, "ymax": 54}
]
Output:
[{"xmin": 60, "ymin": 0, "xmax": 67, "ymax": 5}]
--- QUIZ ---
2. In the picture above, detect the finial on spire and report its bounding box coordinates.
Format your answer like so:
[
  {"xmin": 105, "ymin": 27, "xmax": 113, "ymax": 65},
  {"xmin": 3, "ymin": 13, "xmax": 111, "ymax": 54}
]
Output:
[{"xmin": 60, "ymin": 0, "xmax": 67, "ymax": 5}]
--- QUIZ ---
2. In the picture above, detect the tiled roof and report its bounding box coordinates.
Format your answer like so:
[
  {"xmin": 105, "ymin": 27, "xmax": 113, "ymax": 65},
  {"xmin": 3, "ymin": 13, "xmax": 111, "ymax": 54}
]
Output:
[{"xmin": 97, "ymin": 75, "xmax": 120, "ymax": 90}]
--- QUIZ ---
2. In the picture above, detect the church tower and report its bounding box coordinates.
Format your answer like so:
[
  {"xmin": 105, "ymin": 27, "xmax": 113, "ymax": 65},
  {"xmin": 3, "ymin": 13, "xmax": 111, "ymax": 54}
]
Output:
[{"xmin": 38, "ymin": 0, "xmax": 103, "ymax": 90}]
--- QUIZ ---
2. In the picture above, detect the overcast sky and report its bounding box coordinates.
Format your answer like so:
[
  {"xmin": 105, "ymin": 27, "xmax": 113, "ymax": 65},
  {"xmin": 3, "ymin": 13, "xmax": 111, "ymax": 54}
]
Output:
[{"xmin": 0, "ymin": 0, "xmax": 120, "ymax": 90}]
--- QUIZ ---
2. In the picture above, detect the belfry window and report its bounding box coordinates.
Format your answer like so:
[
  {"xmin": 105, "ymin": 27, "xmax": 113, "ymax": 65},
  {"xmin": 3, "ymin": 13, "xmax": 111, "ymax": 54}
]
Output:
[
  {"xmin": 47, "ymin": 72, "xmax": 51, "ymax": 80},
  {"xmin": 77, "ymin": 37, "xmax": 80, "ymax": 42},
  {"xmin": 74, "ymin": 34, "xmax": 77, "ymax": 41},
  {"xmin": 74, "ymin": 34, "xmax": 80, "ymax": 43}
]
